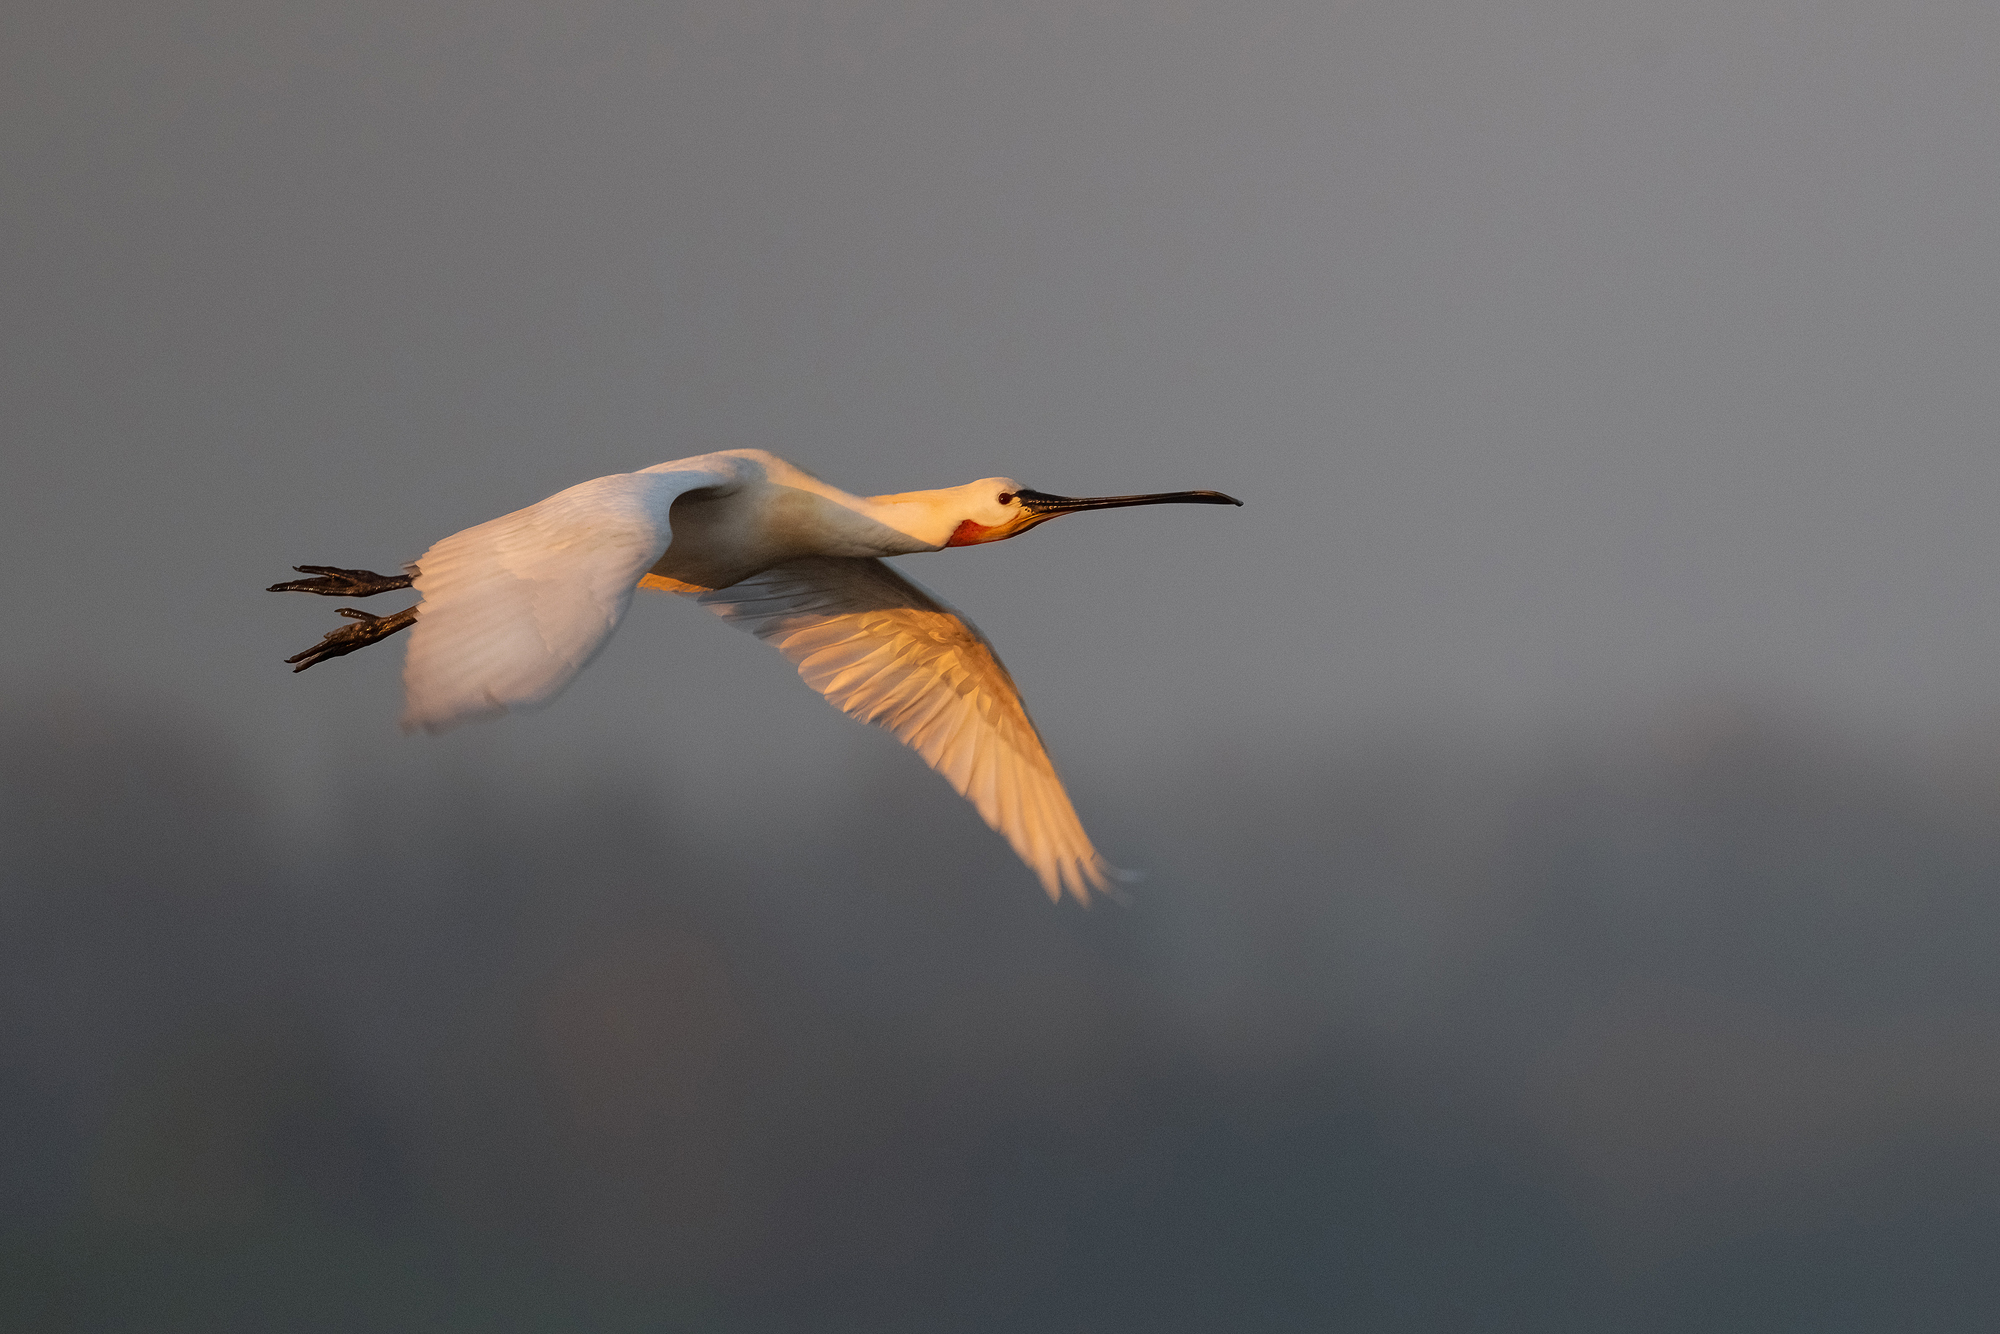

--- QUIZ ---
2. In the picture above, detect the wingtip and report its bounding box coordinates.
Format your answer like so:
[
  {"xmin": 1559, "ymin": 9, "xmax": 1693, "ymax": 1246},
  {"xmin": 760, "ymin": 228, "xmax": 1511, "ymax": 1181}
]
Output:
[
  {"xmin": 1050, "ymin": 856, "xmax": 1140, "ymax": 907},
  {"xmin": 399, "ymin": 708, "xmax": 488, "ymax": 736}
]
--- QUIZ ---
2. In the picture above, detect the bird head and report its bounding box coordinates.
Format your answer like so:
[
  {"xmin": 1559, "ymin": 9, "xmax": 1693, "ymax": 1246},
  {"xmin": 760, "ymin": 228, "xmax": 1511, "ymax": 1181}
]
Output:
[{"xmin": 938, "ymin": 478, "xmax": 1244, "ymax": 547}]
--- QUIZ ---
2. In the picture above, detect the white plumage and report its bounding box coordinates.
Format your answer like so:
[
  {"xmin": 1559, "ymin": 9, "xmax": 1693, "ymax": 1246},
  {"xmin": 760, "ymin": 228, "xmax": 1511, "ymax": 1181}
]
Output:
[
  {"xmin": 402, "ymin": 468, "xmax": 723, "ymax": 732},
  {"xmin": 277, "ymin": 449, "xmax": 1239, "ymax": 902}
]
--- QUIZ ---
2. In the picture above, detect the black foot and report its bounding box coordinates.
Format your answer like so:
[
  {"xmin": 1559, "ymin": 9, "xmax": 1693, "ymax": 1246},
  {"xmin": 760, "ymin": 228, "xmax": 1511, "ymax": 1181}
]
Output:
[
  {"xmin": 285, "ymin": 605, "xmax": 418, "ymax": 672},
  {"xmin": 268, "ymin": 565, "xmax": 413, "ymax": 597}
]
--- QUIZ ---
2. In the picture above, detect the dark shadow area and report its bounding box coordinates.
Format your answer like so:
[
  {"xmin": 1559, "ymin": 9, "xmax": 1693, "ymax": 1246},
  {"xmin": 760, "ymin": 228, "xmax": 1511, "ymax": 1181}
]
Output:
[{"xmin": 5, "ymin": 697, "xmax": 2000, "ymax": 1331}]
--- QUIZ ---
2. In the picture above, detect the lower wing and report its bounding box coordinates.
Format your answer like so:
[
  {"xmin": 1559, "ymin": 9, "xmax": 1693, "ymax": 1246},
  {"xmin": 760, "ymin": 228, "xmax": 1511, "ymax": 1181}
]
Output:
[{"xmin": 689, "ymin": 556, "xmax": 1119, "ymax": 903}]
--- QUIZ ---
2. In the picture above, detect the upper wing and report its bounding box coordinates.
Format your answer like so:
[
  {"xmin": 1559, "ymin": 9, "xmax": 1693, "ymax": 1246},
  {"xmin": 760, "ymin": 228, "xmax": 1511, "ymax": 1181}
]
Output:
[
  {"xmin": 691, "ymin": 556, "xmax": 1119, "ymax": 903},
  {"xmin": 401, "ymin": 466, "xmax": 731, "ymax": 733}
]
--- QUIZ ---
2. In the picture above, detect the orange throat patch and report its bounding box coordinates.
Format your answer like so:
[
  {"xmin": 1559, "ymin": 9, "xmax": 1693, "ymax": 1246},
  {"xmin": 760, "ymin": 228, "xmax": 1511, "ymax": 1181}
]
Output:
[{"xmin": 946, "ymin": 519, "xmax": 1005, "ymax": 547}]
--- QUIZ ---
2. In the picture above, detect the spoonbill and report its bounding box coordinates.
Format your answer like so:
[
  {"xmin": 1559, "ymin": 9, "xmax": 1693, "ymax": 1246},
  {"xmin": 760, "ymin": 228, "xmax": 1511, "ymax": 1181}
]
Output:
[{"xmin": 270, "ymin": 450, "xmax": 1240, "ymax": 902}]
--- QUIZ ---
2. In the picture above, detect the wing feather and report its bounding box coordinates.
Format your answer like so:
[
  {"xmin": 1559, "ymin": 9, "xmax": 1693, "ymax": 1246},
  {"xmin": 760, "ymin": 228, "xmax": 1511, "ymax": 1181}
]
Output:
[
  {"xmin": 401, "ymin": 466, "xmax": 731, "ymax": 733},
  {"xmin": 693, "ymin": 556, "xmax": 1118, "ymax": 902}
]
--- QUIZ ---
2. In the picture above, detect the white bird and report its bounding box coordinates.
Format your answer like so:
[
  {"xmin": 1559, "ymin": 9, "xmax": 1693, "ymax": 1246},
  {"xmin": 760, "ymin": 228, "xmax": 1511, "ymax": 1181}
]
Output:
[{"xmin": 270, "ymin": 450, "xmax": 1240, "ymax": 902}]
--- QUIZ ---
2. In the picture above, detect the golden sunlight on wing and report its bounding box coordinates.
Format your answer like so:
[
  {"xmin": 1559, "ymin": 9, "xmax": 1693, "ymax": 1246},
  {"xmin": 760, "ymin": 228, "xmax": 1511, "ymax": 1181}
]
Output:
[{"xmin": 688, "ymin": 557, "xmax": 1118, "ymax": 902}]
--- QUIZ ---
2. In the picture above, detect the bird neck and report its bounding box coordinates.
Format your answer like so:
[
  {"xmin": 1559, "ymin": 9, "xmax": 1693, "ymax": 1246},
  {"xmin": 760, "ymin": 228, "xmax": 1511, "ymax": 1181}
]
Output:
[{"xmin": 856, "ymin": 493, "xmax": 974, "ymax": 551}]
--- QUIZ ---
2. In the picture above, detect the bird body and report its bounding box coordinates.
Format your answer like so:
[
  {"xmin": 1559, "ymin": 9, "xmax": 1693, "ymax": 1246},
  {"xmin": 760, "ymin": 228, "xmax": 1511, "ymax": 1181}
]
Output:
[
  {"xmin": 274, "ymin": 450, "xmax": 1239, "ymax": 902},
  {"xmin": 633, "ymin": 450, "xmax": 986, "ymax": 591}
]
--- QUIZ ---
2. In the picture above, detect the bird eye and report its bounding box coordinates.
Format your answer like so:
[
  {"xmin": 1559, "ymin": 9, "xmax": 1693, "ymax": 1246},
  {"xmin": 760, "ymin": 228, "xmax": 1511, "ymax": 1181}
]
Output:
[{"xmin": 998, "ymin": 492, "xmax": 1016, "ymax": 505}]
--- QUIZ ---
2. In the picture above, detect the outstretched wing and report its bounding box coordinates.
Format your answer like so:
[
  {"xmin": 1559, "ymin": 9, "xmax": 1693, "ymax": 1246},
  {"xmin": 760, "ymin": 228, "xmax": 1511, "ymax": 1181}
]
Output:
[
  {"xmin": 402, "ymin": 466, "xmax": 732, "ymax": 733},
  {"xmin": 690, "ymin": 556, "xmax": 1119, "ymax": 903}
]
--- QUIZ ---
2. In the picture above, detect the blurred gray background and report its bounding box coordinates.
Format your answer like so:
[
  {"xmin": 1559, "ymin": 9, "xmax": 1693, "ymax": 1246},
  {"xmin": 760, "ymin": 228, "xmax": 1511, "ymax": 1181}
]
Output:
[{"xmin": 6, "ymin": 1, "xmax": 2000, "ymax": 1329}]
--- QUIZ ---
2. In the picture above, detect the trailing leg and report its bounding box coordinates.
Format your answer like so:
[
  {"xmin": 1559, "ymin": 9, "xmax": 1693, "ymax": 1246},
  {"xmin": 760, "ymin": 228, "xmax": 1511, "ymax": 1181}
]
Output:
[
  {"xmin": 285, "ymin": 605, "xmax": 418, "ymax": 672},
  {"xmin": 268, "ymin": 565, "xmax": 413, "ymax": 597}
]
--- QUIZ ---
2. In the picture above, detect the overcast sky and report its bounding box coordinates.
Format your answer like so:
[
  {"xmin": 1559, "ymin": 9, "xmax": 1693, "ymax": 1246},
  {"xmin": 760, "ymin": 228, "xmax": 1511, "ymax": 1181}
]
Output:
[{"xmin": 6, "ymin": 0, "xmax": 2000, "ymax": 819}]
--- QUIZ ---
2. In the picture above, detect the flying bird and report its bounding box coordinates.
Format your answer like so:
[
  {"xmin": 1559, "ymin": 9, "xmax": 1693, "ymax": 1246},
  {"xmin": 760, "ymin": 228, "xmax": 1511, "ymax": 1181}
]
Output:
[{"xmin": 270, "ymin": 450, "xmax": 1240, "ymax": 902}]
